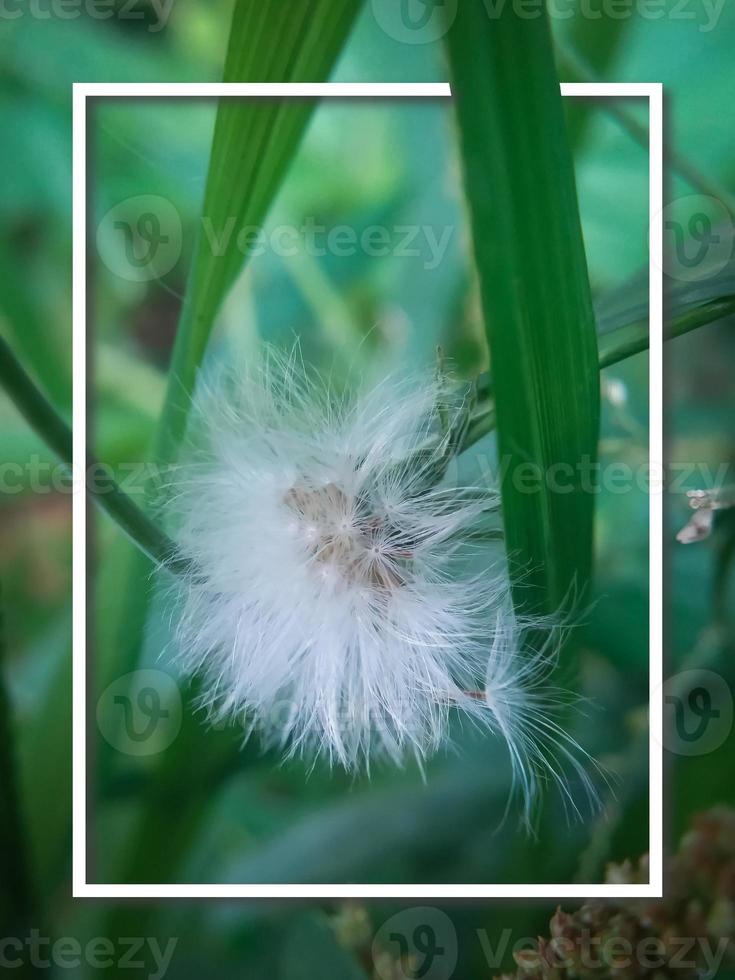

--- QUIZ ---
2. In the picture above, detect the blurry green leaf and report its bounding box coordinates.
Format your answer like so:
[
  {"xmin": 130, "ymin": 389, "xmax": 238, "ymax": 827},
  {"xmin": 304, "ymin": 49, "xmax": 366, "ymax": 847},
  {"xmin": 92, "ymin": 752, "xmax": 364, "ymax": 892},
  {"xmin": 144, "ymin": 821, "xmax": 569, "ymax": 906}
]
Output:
[
  {"xmin": 713, "ymin": 510, "xmax": 735, "ymax": 626},
  {"xmin": 445, "ymin": 5, "xmax": 600, "ymax": 613},
  {"xmin": 556, "ymin": 2, "xmax": 630, "ymax": 151},
  {"xmin": 0, "ymin": 239, "xmax": 70, "ymax": 410},
  {"xmin": 103, "ymin": 707, "xmax": 255, "ymax": 884},
  {"xmin": 14, "ymin": 615, "xmax": 71, "ymax": 900},
  {"xmin": 0, "ymin": 588, "xmax": 35, "ymax": 932},
  {"xmin": 557, "ymin": 41, "xmax": 735, "ymax": 215},
  {"xmin": 221, "ymin": 765, "xmax": 511, "ymax": 886}
]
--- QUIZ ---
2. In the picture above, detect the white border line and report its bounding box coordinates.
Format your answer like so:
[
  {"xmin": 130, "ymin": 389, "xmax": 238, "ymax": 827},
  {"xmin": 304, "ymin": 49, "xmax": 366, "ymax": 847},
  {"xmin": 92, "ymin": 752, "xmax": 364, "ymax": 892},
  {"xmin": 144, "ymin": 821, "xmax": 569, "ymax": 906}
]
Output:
[
  {"xmin": 647, "ymin": 82, "xmax": 664, "ymax": 897},
  {"xmin": 73, "ymin": 80, "xmax": 663, "ymax": 899},
  {"xmin": 72, "ymin": 82, "xmax": 88, "ymax": 900}
]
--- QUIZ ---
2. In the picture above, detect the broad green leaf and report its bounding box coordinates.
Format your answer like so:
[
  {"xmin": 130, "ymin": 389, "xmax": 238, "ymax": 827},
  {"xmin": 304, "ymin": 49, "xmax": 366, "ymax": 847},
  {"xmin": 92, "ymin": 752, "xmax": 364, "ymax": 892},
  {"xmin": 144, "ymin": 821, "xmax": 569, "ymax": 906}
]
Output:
[
  {"xmin": 445, "ymin": 5, "xmax": 600, "ymax": 613},
  {"xmin": 220, "ymin": 764, "xmax": 512, "ymax": 887}
]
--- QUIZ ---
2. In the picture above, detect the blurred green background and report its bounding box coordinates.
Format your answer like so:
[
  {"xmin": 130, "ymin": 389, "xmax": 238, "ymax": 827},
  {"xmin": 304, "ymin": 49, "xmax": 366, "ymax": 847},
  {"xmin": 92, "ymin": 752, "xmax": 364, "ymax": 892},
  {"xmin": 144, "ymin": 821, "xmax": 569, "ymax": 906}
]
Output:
[{"xmin": 1, "ymin": 0, "xmax": 734, "ymax": 977}]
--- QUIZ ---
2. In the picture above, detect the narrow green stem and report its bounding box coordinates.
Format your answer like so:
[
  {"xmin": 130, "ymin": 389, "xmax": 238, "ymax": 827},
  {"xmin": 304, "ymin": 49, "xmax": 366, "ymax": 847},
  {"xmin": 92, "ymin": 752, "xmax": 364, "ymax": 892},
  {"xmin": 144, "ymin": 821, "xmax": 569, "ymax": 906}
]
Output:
[
  {"xmin": 0, "ymin": 333, "xmax": 183, "ymax": 571},
  {"xmin": 557, "ymin": 41, "xmax": 735, "ymax": 214}
]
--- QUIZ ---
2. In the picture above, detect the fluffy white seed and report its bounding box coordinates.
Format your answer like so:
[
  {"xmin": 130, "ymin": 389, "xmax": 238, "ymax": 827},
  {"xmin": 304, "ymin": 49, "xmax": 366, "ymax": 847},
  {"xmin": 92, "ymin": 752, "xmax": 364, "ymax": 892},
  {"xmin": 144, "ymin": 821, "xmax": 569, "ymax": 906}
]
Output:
[{"xmin": 162, "ymin": 349, "xmax": 597, "ymax": 818}]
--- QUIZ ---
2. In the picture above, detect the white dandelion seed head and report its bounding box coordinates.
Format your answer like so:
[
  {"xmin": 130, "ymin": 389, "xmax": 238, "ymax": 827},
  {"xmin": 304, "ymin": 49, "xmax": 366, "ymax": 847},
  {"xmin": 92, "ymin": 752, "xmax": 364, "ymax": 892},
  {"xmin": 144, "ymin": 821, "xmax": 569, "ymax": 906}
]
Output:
[{"xmin": 162, "ymin": 347, "xmax": 598, "ymax": 818}]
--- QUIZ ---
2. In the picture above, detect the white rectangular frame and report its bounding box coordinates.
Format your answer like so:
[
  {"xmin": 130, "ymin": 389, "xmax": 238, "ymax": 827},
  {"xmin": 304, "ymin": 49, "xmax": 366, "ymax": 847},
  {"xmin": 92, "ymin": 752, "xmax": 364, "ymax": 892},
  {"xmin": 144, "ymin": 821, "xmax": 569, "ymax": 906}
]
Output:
[{"xmin": 72, "ymin": 81, "xmax": 663, "ymax": 899}]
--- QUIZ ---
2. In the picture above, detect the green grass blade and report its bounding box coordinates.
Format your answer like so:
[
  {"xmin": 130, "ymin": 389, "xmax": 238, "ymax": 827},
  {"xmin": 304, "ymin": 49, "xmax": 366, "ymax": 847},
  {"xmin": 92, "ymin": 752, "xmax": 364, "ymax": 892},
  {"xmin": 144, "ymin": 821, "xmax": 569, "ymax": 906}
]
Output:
[
  {"xmin": 598, "ymin": 297, "xmax": 735, "ymax": 368},
  {"xmin": 156, "ymin": 0, "xmax": 363, "ymax": 465},
  {"xmin": 445, "ymin": 4, "xmax": 600, "ymax": 614},
  {"xmin": 596, "ymin": 252, "xmax": 735, "ymax": 338}
]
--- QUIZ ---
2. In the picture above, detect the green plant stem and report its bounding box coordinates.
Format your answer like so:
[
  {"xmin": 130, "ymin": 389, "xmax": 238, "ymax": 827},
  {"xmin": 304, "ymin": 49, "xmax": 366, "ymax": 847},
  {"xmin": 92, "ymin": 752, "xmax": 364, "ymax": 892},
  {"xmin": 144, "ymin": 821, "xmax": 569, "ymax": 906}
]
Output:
[
  {"xmin": 557, "ymin": 41, "xmax": 735, "ymax": 214},
  {"xmin": 463, "ymin": 300, "xmax": 734, "ymax": 451},
  {"xmin": 0, "ymin": 333, "xmax": 182, "ymax": 570}
]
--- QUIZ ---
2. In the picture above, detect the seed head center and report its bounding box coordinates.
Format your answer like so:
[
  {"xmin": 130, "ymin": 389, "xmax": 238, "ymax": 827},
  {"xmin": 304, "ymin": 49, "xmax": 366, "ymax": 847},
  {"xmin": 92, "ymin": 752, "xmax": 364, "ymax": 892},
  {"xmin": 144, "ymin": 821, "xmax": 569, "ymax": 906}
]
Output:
[{"xmin": 284, "ymin": 482, "xmax": 406, "ymax": 589}]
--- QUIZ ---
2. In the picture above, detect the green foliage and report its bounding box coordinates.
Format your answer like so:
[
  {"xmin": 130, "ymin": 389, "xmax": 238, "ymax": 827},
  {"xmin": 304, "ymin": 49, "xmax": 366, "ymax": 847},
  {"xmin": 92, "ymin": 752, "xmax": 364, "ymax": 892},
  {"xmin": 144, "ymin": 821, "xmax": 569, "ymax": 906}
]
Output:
[
  {"xmin": 279, "ymin": 914, "xmax": 367, "ymax": 980},
  {"xmin": 445, "ymin": 4, "xmax": 600, "ymax": 613}
]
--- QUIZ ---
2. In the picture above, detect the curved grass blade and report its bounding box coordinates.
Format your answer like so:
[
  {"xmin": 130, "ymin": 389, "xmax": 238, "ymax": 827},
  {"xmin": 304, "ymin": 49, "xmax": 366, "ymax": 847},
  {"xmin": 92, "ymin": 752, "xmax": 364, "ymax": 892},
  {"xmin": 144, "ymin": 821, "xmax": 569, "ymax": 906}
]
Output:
[
  {"xmin": 0, "ymin": 333, "xmax": 181, "ymax": 569},
  {"xmin": 157, "ymin": 0, "xmax": 364, "ymax": 465},
  {"xmin": 445, "ymin": 4, "xmax": 600, "ymax": 614},
  {"xmin": 596, "ymin": 243, "xmax": 735, "ymax": 338}
]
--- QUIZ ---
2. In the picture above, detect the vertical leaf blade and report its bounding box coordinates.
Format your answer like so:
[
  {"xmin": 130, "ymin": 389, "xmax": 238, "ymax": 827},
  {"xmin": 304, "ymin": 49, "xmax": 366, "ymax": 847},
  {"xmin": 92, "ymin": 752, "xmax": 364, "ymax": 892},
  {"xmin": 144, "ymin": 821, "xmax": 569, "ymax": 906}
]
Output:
[
  {"xmin": 445, "ymin": 4, "xmax": 600, "ymax": 613},
  {"xmin": 156, "ymin": 0, "xmax": 364, "ymax": 464}
]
